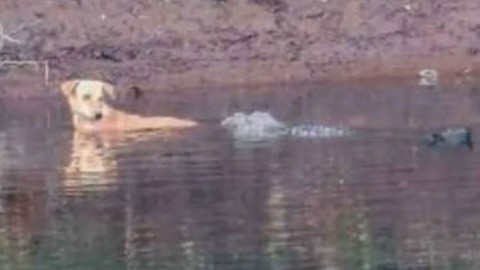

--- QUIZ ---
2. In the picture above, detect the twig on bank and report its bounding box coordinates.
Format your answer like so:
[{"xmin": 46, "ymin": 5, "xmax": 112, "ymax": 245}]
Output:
[
  {"xmin": 0, "ymin": 22, "xmax": 3, "ymax": 50},
  {"xmin": 0, "ymin": 19, "xmax": 42, "ymax": 50},
  {"xmin": 0, "ymin": 19, "xmax": 49, "ymax": 85},
  {"xmin": 0, "ymin": 22, "xmax": 24, "ymax": 50},
  {"xmin": 0, "ymin": 60, "xmax": 41, "ymax": 69},
  {"xmin": 6, "ymin": 18, "xmax": 42, "ymax": 36},
  {"xmin": 44, "ymin": 60, "xmax": 49, "ymax": 85},
  {"xmin": 0, "ymin": 60, "xmax": 50, "ymax": 85}
]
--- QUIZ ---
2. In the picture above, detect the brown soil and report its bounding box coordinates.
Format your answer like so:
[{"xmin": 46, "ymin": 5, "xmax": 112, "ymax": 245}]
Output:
[{"xmin": 1, "ymin": 0, "xmax": 480, "ymax": 93}]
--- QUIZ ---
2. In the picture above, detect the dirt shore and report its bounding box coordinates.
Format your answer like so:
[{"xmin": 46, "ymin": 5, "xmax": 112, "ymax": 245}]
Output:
[{"xmin": 1, "ymin": 0, "xmax": 480, "ymax": 93}]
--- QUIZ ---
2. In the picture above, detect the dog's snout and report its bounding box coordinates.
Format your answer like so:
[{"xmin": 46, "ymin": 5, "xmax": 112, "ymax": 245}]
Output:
[{"xmin": 94, "ymin": 113, "xmax": 103, "ymax": 120}]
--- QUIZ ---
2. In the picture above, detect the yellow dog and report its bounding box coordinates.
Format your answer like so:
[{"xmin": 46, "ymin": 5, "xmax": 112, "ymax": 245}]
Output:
[{"xmin": 60, "ymin": 79, "xmax": 198, "ymax": 132}]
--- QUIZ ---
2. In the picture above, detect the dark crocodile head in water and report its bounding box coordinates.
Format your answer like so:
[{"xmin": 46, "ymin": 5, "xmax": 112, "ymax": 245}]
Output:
[{"xmin": 425, "ymin": 127, "xmax": 473, "ymax": 150}]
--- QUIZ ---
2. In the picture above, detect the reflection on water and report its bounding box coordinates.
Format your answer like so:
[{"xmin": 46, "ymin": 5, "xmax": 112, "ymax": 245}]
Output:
[
  {"xmin": 0, "ymin": 80, "xmax": 480, "ymax": 269},
  {"xmin": 63, "ymin": 132, "xmax": 119, "ymax": 193}
]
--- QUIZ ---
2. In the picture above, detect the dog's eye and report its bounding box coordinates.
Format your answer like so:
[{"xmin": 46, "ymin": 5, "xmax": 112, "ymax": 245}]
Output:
[{"xmin": 83, "ymin": 94, "xmax": 91, "ymax": 101}]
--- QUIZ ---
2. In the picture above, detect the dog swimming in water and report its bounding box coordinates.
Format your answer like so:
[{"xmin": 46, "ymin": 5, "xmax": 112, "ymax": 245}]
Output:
[{"xmin": 60, "ymin": 79, "xmax": 198, "ymax": 132}]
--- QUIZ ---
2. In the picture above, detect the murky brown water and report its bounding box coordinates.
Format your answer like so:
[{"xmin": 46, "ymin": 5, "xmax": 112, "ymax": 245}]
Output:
[{"xmin": 0, "ymin": 80, "xmax": 479, "ymax": 270}]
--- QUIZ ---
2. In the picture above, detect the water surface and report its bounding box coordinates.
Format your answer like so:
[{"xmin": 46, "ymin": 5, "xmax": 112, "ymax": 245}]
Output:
[{"xmin": 0, "ymin": 80, "xmax": 479, "ymax": 270}]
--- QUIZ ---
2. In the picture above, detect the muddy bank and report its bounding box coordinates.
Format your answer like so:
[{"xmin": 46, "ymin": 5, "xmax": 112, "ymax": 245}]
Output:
[{"xmin": 1, "ymin": 0, "xmax": 480, "ymax": 92}]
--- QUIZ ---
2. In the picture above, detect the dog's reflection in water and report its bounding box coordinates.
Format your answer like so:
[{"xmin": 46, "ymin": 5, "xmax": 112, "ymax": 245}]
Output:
[
  {"xmin": 63, "ymin": 131, "xmax": 121, "ymax": 192},
  {"xmin": 63, "ymin": 130, "xmax": 183, "ymax": 192}
]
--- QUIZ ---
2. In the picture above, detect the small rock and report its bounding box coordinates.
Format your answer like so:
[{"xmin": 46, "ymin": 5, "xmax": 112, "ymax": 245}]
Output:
[{"xmin": 418, "ymin": 69, "xmax": 439, "ymax": 87}]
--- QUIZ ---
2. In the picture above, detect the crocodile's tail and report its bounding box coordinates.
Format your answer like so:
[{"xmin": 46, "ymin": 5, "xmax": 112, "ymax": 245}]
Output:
[{"xmin": 289, "ymin": 125, "xmax": 352, "ymax": 138}]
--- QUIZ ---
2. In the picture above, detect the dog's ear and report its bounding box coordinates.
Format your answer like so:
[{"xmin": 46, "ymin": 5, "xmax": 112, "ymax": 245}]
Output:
[
  {"xmin": 130, "ymin": 86, "xmax": 143, "ymax": 100},
  {"xmin": 101, "ymin": 82, "xmax": 116, "ymax": 99},
  {"xmin": 60, "ymin": 80, "xmax": 79, "ymax": 97}
]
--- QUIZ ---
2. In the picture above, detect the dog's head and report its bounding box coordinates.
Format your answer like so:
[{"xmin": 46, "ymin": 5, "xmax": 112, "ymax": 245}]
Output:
[{"xmin": 60, "ymin": 80, "xmax": 115, "ymax": 122}]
